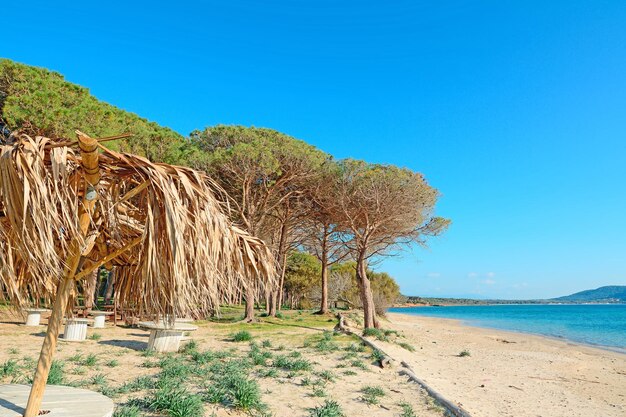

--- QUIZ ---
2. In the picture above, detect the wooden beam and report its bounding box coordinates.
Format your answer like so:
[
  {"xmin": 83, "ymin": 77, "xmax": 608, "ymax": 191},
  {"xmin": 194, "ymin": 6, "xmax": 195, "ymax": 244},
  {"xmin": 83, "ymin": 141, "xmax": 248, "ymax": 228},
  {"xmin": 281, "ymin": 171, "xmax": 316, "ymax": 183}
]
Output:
[
  {"xmin": 115, "ymin": 180, "xmax": 150, "ymax": 206},
  {"xmin": 73, "ymin": 236, "xmax": 143, "ymax": 281},
  {"xmin": 24, "ymin": 131, "xmax": 101, "ymax": 417},
  {"xmin": 45, "ymin": 133, "xmax": 133, "ymax": 149}
]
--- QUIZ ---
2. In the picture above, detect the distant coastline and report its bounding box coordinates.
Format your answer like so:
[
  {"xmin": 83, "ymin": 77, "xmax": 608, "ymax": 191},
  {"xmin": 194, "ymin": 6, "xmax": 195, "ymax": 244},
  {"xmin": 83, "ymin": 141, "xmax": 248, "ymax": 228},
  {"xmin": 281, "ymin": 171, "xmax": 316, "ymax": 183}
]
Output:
[
  {"xmin": 393, "ymin": 298, "xmax": 626, "ymax": 308},
  {"xmin": 396, "ymin": 285, "xmax": 626, "ymax": 307}
]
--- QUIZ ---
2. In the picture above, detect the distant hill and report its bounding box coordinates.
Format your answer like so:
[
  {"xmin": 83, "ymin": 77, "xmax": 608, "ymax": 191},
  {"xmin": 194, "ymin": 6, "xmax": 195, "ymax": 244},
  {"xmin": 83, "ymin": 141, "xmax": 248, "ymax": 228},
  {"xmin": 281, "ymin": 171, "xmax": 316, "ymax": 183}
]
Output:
[
  {"xmin": 553, "ymin": 286, "xmax": 626, "ymax": 303},
  {"xmin": 400, "ymin": 285, "xmax": 626, "ymax": 306}
]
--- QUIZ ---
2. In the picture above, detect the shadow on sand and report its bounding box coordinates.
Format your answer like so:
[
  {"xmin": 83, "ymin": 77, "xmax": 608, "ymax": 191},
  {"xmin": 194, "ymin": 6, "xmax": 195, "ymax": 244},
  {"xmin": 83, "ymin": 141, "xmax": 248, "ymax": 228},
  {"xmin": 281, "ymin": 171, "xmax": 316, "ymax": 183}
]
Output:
[{"xmin": 99, "ymin": 339, "xmax": 147, "ymax": 351}]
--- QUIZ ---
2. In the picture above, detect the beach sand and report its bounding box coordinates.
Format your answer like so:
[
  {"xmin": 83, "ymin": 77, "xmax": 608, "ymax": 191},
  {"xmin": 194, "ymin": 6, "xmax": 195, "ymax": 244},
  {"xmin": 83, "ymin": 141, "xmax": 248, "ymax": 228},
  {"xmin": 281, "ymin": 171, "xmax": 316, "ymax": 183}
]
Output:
[
  {"xmin": 379, "ymin": 312, "xmax": 626, "ymax": 417},
  {"xmin": 0, "ymin": 309, "xmax": 445, "ymax": 417}
]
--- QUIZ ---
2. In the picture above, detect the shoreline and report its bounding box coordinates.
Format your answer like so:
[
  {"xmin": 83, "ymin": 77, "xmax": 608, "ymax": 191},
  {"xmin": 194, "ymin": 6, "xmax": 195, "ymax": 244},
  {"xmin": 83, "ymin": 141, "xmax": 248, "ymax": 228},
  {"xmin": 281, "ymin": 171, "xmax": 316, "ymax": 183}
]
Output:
[
  {"xmin": 388, "ymin": 309, "xmax": 626, "ymax": 355},
  {"xmin": 381, "ymin": 312, "xmax": 626, "ymax": 417}
]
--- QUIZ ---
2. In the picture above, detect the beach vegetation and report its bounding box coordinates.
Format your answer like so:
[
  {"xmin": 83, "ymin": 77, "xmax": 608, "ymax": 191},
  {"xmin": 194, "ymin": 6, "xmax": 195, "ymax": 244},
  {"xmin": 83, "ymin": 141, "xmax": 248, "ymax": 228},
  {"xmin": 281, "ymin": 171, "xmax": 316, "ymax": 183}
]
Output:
[
  {"xmin": 113, "ymin": 406, "xmax": 142, "ymax": 417},
  {"xmin": 45, "ymin": 360, "xmax": 65, "ymax": 384},
  {"xmin": 309, "ymin": 399, "xmax": 345, "ymax": 417},
  {"xmin": 232, "ymin": 330, "xmax": 253, "ymax": 342},
  {"xmin": 81, "ymin": 353, "xmax": 99, "ymax": 367},
  {"xmin": 458, "ymin": 349, "xmax": 471, "ymax": 357},
  {"xmin": 360, "ymin": 385, "xmax": 385, "ymax": 404},
  {"xmin": 397, "ymin": 342, "xmax": 416, "ymax": 352},
  {"xmin": 398, "ymin": 401, "xmax": 417, "ymax": 417}
]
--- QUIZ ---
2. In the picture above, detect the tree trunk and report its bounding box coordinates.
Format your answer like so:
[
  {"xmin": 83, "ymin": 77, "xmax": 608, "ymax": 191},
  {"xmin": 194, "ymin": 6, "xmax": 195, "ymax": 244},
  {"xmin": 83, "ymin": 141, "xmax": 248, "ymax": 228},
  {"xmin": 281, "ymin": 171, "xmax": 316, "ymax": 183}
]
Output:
[
  {"xmin": 318, "ymin": 229, "xmax": 329, "ymax": 314},
  {"xmin": 104, "ymin": 268, "xmax": 115, "ymax": 304},
  {"xmin": 83, "ymin": 268, "xmax": 98, "ymax": 310},
  {"xmin": 268, "ymin": 291, "xmax": 277, "ymax": 316},
  {"xmin": 318, "ymin": 261, "xmax": 329, "ymax": 314},
  {"xmin": 244, "ymin": 285, "xmax": 255, "ymax": 322},
  {"xmin": 356, "ymin": 254, "xmax": 378, "ymax": 329},
  {"xmin": 271, "ymin": 211, "xmax": 289, "ymax": 316},
  {"xmin": 276, "ymin": 252, "xmax": 287, "ymax": 311}
]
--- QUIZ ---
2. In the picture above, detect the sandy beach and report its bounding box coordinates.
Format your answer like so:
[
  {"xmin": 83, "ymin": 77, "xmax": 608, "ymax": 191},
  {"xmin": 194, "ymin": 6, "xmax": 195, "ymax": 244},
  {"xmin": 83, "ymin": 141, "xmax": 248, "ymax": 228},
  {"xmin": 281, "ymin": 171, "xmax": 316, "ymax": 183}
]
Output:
[{"xmin": 380, "ymin": 312, "xmax": 626, "ymax": 417}]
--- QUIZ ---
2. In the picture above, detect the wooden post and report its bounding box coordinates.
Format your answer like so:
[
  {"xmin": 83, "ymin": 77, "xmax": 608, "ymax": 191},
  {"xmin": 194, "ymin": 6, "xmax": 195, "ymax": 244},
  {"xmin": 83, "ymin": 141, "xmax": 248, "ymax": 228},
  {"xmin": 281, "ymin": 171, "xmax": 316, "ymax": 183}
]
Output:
[{"xmin": 24, "ymin": 132, "xmax": 100, "ymax": 417}]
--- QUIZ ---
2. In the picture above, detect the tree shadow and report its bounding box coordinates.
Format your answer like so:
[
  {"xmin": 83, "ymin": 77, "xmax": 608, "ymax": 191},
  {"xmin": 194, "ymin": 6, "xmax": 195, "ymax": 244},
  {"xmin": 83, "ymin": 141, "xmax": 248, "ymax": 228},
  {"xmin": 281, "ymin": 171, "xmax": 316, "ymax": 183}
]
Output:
[
  {"xmin": 98, "ymin": 339, "xmax": 147, "ymax": 351},
  {"xmin": 0, "ymin": 398, "xmax": 24, "ymax": 414}
]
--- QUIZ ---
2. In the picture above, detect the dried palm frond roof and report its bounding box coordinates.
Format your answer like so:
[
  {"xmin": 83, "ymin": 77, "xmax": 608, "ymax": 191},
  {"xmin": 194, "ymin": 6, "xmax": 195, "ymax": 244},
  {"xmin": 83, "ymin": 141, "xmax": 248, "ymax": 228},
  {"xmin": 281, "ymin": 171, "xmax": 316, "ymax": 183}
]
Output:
[{"xmin": 0, "ymin": 133, "xmax": 275, "ymax": 316}]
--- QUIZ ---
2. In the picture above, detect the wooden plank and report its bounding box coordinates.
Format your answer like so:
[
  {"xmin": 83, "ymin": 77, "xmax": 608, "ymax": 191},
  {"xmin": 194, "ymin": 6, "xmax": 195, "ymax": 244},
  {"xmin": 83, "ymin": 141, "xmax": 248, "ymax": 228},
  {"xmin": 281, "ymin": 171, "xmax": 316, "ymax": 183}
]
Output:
[{"xmin": 0, "ymin": 384, "xmax": 114, "ymax": 417}]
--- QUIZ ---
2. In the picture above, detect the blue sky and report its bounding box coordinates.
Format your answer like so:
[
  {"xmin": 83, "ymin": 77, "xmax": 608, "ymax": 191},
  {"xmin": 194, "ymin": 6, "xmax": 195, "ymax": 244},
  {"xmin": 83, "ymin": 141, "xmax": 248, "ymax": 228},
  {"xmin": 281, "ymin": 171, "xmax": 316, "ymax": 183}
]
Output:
[{"xmin": 4, "ymin": 1, "xmax": 625, "ymax": 299}]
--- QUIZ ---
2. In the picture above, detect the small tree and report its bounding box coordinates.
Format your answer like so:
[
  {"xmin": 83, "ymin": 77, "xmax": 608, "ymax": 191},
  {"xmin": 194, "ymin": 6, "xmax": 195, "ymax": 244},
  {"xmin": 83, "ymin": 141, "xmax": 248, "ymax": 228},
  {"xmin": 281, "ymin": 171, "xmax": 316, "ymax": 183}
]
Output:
[
  {"xmin": 189, "ymin": 125, "xmax": 326, "ymax": 320},
  {"xmin": 302, "ymin": 161, "xmax": 349, "ymax": 314},
  {"xmin": 335, "ymin": 160, "xmax": 449, "ymax": 328}
]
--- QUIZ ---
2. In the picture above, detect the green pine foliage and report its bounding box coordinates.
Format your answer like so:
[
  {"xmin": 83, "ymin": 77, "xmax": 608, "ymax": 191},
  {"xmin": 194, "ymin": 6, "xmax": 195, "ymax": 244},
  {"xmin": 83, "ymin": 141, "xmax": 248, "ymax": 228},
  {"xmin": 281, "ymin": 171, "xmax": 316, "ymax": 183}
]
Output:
[{"xmin": 0, "ymin": 59, "xmax": 187, "ymax": 164}]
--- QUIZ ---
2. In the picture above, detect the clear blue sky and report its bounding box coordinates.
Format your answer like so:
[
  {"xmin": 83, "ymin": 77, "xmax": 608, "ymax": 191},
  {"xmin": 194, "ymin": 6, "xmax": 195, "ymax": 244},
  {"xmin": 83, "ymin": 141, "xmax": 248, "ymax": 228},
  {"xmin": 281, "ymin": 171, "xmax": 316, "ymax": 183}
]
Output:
[{"xmin": 4, "ymin": 1, "xmax": 625, "ymax": 299}]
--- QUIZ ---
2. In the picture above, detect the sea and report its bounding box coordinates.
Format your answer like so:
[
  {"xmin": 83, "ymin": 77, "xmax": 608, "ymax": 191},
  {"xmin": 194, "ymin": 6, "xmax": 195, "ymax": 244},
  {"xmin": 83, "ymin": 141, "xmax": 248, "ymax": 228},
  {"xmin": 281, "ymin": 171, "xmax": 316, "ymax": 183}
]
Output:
[{"xmin": 388, "ymin": 304, "xmax": 626, "ymax": 351}]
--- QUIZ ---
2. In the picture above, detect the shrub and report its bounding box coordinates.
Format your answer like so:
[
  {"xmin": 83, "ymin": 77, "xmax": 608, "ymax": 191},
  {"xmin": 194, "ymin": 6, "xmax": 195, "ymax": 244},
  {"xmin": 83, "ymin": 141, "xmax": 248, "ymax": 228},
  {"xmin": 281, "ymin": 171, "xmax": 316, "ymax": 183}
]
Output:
[
  {"xmin": 458, "ymin": 349, "xmax": 471, "ymax": 357},
  {"xmin": 88, "ymin": 333, "xmax": 102, "ymax": 341},
  {"xmin": 232, "ymin": 330, "xmax": 253, "ymax": 342},
  {"xmin": 106, "ymin": 359, "xmax": 119, "ymax": 368}
]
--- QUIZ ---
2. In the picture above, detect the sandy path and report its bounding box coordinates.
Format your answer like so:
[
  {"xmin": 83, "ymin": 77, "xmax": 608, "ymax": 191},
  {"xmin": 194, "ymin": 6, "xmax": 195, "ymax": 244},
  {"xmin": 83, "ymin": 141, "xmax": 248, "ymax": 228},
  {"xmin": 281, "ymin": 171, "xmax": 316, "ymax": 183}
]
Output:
[{"xmin": 376, "ymin": 312, "xmax": 626, "ymax": 417}]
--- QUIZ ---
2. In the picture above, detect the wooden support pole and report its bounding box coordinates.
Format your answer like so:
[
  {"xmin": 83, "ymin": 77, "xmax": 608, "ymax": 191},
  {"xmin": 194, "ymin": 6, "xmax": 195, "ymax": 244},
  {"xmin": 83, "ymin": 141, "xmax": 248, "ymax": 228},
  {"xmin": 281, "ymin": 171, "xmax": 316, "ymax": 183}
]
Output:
[{"xmin": 24, "ymin": 131, "xmax": 101, "ymax": 417}]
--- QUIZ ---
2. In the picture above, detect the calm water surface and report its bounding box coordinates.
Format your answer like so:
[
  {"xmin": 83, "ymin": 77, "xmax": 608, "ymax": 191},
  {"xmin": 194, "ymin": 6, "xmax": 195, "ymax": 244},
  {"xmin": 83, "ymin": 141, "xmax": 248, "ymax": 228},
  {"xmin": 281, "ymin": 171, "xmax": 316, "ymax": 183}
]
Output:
[{"xmin": 388, "ymin": 304, "xmax": 626, "ymax": 350}]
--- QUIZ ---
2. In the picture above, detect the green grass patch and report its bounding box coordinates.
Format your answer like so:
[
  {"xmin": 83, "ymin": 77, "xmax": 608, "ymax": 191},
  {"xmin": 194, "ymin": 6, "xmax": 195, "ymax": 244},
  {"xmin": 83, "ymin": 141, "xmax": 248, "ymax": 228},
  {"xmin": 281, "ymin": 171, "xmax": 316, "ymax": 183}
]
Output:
[
  {"xmin": 399, "ymin": 401, "xmax": 417, "ymax": 417},
  {"xmin": 232, "ymin": 330, "xmax": 253, "ymax": 342},
  {"xmin": 397, "ymin": 342, "xmax": 415, "ymax": 352},
  {"xmin": 113, "ymin": 406, "xmax": 142, "ymax": 417},
  {"xmin": 273, "ymin": 354, "xmax": 312, "ymax": 372},
  {"xmin": 360, "ymin": 385, "xmax": 385, "ymax": 404},
  {"xmin": 310, "ymin": 399, "xmax": 344, "ymax": 417}
]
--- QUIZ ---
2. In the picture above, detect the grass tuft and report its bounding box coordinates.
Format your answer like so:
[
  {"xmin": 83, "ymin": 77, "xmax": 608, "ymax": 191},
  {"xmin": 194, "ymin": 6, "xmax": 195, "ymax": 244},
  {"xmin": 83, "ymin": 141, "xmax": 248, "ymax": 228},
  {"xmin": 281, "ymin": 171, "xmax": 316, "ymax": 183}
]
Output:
[
  {"xmin": 310, "ymin": 399, "xmax": 344, "ymax": 417},
  {"xmin": 232, "ymin": 330, "xmax": 253, "ymax": 342},
  {"xmin": 399, "ymin": 401, "xmax": 417, "ymax": 417},
  {"xmin": 361, "ymin": 385, "xmax": 385, "ymax": 404},
  {"xmin": 113, "ymin": 406, "xmax": 142, "ymax": 417}
]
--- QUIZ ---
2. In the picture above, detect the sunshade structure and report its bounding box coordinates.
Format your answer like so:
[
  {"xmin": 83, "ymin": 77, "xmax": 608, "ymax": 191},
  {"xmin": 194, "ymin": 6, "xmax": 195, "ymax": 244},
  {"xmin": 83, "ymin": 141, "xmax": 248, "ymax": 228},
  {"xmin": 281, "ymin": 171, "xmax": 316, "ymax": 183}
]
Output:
[{"xmin": 0, "ymin": 131, "xmax": 275, "ymax": 416}]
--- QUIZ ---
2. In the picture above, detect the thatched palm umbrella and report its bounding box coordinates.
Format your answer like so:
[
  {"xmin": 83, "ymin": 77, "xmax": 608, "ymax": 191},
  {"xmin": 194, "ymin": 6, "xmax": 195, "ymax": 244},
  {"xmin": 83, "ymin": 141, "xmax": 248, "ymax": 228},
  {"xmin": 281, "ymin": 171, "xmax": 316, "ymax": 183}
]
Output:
[{"xmin": 0, "ymin": 131, "xmax": 274, "ymax": 416}]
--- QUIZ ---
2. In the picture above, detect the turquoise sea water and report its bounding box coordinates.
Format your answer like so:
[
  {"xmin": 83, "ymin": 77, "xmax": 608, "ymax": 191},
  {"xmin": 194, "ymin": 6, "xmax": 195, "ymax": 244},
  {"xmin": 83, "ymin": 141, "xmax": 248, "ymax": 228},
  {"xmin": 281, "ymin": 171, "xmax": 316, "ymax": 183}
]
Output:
[{"xmin": 388, "ymin": 304, "xmax": 626, "ymax": 351}]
